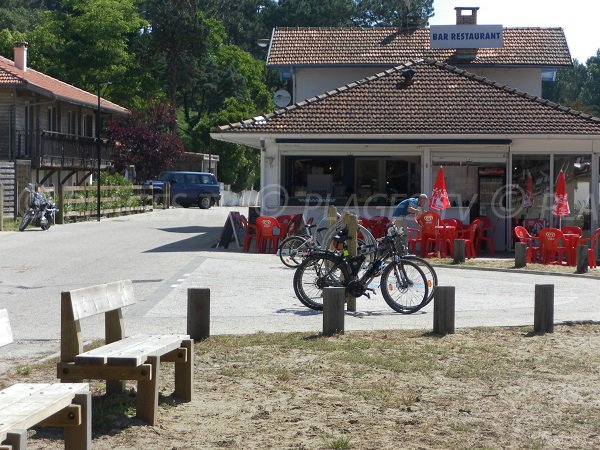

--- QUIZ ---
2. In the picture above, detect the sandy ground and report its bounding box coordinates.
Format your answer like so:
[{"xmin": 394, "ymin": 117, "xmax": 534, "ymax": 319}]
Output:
[{"xmin": 2, "ymin": 323, "xmax": 600, "ymax": 450}]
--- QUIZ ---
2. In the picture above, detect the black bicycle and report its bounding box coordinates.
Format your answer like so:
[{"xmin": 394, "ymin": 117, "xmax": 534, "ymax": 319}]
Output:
[{"xmin": 293, "ymin": 226, "xmax": 429, "ymax": 314}]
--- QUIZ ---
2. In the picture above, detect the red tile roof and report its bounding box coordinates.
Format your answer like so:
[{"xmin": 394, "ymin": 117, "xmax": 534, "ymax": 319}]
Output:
[
  {"xmin": 219, "ymin": 59, "xmax": 600, "ymax": 136},
  {"xmin": 0, "ymin": 55, "xmax": 128, "ymax": 114},
  {"xmin": 267, "ymin": 28, "xmax": 572, "ymax": 67}
]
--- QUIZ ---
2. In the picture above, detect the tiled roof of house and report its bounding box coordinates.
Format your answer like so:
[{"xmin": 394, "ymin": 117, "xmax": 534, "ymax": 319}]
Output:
[
  {"xmin": 0, "ymin": 55, "xmax": 128, "ymax": 114},
  {"xmin": 267, "ymin": 28, "xmax": 572, "ymax": 67},
  {"xmin": 219, "ymin": 59, "xmax": 600, "ymax": 136}
]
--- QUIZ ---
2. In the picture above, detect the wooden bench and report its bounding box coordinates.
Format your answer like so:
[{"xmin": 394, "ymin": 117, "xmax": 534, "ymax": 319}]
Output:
[
  {"xmin": 57, "ymin": 280, "xmax": 194, "ymax": 426},
  {"xmin": 0, "ymin": 309, "xmax": 91, "ymax": 450}
]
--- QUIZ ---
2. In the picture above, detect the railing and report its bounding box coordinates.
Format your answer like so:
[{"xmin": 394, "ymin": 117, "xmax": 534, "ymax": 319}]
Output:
[
  {"xmin": 55, "ymin": 184, "xmax": 153, "ymax": 223},
  {"xmin": 14, "ymin": 130, "xmax": 114, "ymax": 168}
]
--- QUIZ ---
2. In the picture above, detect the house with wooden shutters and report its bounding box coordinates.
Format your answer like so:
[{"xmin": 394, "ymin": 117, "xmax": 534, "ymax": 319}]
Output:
[
  {"xmin": 212, "ymin": 7, "xmax": 600, "ymax": 252},
  {"xmin": 0, "ymin": 43, "xmax": 128, "ymax": 218}
]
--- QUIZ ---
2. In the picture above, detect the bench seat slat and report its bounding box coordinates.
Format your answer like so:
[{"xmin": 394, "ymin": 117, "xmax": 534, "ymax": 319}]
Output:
[
  {"xmin": 75, "ymin": 335, "xmax": 189, "ymax": 367},
  {"xmin": 0, "ymin": 383, "xmax": 89, "ymax": 432}
]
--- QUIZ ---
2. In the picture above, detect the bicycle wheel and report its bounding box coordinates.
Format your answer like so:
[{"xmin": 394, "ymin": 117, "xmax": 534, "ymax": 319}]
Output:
[
  {"xmin": 293, "ymin": 253, "xmax": 347, "ymax": 311},
  {"xmin": 380, "ymin": 260, "xmax": 428, "ymax": 314},
  {"xmin": 279, "ymin": 235, "xmax": 311, "ymax": 268},
  {"xmin": 402, "ymin": 255, "xmax": 438, "ymax": 306}
]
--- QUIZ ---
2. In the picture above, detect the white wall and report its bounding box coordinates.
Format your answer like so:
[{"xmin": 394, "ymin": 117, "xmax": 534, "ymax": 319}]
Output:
[{"xmin": 468, "ymin": 67, "xmax": 542, "ymax": 97}]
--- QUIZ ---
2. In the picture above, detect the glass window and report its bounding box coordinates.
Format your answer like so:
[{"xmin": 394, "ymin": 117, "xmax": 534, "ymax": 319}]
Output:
[
  {"xmin": 385, "ymin": 157, "xmax": 421, "ymax": 205},
  {"xmin": 512, "ymin": 155, "xmax": 550, "ymax": 228},
  {"xmin": 290, "ymin": 157, "xmax": 344, "ymax": 197},
  {"xmin": 555, "ymin": 155, "xmax": 591, "ymax": 233},
  {"xmin": 46, "ymin": 107, "xmax": 57, "ymax": 132}
]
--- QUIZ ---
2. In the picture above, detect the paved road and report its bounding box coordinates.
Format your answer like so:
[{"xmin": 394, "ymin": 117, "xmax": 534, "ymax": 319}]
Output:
[{"xmin": 1, "ymin": 207, "xmax": 599, "ymax": 365}]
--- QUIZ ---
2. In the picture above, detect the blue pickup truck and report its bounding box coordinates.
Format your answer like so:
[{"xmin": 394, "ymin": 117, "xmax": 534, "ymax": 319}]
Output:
[{"xmin": 150, "ymin": 171, "xmax": 221, "ymax": 209}]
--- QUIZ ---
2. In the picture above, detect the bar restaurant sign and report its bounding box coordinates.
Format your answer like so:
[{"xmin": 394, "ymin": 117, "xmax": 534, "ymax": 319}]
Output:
[{"xmin": 430, "ymin": 25, "xmax": 503, "ymax": 49}]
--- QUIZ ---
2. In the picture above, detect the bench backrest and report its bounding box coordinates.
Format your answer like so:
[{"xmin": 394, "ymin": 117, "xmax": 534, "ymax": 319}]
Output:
[
  {"xmin": 60, "ymin": 280, "xmax": 135, "ymax": 362},
  {"xmin": 0, "ymin": 309, "xmax": 14, "ymax": 348},
  {"xmin": 62, "ymin": 279, "xmax": 135, "ymax": 321}
]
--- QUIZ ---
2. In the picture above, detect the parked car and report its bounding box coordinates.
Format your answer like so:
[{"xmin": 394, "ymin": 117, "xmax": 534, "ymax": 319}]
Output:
[{"xmin": 149, "ymin": 171, "xmax": 221, "ymax": 209}]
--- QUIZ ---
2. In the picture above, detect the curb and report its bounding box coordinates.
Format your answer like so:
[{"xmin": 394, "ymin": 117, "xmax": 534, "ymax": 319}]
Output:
[{"xmin": 430, "ymin": 261, "xmax": 598, "ymax": 279}]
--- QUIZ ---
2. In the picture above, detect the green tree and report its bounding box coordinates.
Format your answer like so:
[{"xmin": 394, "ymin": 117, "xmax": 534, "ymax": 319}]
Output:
[
  {"xmin": 197, "ymin": 0, "xmax": 272, "ymax": 57},
  {"xmin": 144, "ymin": 0, "xmax": 219, "ymax": 133},
  {"xmin": 580, "ymin": 52, "xmax": 600, "ymax": 116},
  {"xmin": 263, "ymin": 0, "xmax": 356, "ymax": 28},
  {"xmin": 353, "ymin": 0, "xmax": 434, "ymax": 28},
  {"xmin": 19, "ymin": 0, "xmax": 146, "ymax": 109},
  {"xmin": 189, "ymin": 43, "xmax": 272, "ymax": 190}
]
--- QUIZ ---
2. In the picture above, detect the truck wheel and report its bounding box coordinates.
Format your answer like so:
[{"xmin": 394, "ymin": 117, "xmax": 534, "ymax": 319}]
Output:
[{"xmin": 199, "ymin": 197, "xmax": 211, "ymax": 209}]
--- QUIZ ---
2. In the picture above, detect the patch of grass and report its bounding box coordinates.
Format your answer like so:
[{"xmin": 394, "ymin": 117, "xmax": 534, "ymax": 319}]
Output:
[
  {"xmin": 92, "ymin": 392, "xmax": 136, "ymax": 429},
  {"xmin": 323, "ymin": 435, "xmax": 352, "ymax": 449},
  {"xmin": 1, "ymin": 218, "xmax": 19, "ymax": 232},
  {"xmin": 14, "ymin": 365, "xmax": 32, "ymax": 376}
]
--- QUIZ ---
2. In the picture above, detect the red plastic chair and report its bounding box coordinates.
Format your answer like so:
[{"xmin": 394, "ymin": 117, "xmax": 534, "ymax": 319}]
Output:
[
  {"xmin": 514, "ymin": 225, "xmax": 541, "ymax": 263},
  {"xmin": 457, "ymin": 219, "xmax": 478, "ymax": 259},
  {"xmin": 255, "ymin": 216, "xmax": 282, "ymax": 253},
  {"xmin": 276, "ymin": 214, "xmax": 293, "ymax": 238},
  {"xmin": 474, "ymin": 216, "xmax": 497, "ymax": 256},
  {"xmin": 438, "ymin": 218, "xmax": 459, "ymax": 257},
  {"xmin": 240, "ymin": 215, "xmax": 257, "ymax": 253},
  {"xmin": 538, "ymin": 227, "xmax": 568, "ymax": 265},
  {"xmin": 561, "ymin": 226, "xmax": 582, "ymax": 236},
  {"xmin": 405, "ymin": 226, "xmax": 421, "ymax": 255},
  {"xmin": 369, "ymin": 216, "xmax": 391, "ymax": 239},
  {"xmin": 416, "ymin": 211, "xmax": 440, "ymax": 257},
  {"xmin": 579, "ymin": 228, "xmax": 600, "ymax": 268}
]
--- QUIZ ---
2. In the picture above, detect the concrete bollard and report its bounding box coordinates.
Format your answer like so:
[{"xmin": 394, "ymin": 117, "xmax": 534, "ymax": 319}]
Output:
[
  {"xmin": 187, "ymin": 288, "xmax": 210, "ymax": 340},
  {"xmin": 534, "ymin": 284, "xmax": 554, "ymax": 334},
  {"xmin": 515, "ymin": 242, "xmax": 527, "ymax": 268},
  {"xmin": 576, "ymin": 244, "xmax": 589, "ymax": 274},
  {"xmin": 433, "ymin": 286, "xmax": 455, "ymax": 336},
  {"xmin": 323, "ymin": 287, "xmax": 345, "ymax": 336},
  {"xmin": 453, "ymin": 240, "xmax": 465, "ymax": 264}
]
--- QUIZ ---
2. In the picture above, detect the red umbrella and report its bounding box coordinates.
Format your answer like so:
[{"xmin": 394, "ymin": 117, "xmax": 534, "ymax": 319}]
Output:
[
  {"xmin": 430, "ymin": 166, "xmax": 450, "ymax": 211},
  {"xmin": 552, "ymin": 170, "xmax": 570, "ymax": 227},
  {"xmin": 521, "ymin": 170, "xmax": 533, "ymax": 209}
]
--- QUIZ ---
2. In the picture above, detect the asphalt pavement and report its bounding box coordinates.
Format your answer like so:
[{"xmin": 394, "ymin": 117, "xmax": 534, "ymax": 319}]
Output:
[{"xmin": 1, "ymin": 206, "xmax": 599, "ymax": 369}]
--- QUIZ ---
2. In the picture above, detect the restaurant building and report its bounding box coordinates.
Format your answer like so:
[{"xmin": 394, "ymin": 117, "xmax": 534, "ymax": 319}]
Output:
[{"xmin": 212, "ymin": 8, "xmax": 600, "ymax": 252}]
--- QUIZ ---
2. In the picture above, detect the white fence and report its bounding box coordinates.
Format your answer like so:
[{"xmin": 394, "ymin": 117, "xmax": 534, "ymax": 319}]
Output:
[{"xmin": 220, "ymin": 189, "xmax": 260, "ymax": 207}]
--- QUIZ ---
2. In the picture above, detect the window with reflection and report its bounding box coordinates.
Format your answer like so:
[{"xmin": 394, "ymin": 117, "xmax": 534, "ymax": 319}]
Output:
[
  {"xmin": 555, "ymin": 154, "xmax": 591, "ymax": 233},
  {"xmin": 512, "ymin": 155, "xmax": 551, "ymax": 235},
  {"xmin": 283, "ymin": 155, "xmax": 420, "ymax": 206}
]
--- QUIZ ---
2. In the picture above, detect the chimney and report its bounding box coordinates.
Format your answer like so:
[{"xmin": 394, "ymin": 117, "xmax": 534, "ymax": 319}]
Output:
[
  {"xmin": 454, "ymin": 8, "xmax": 478, "ymax": 61},
  {"xmin": 455, "ymin": 7, "xmax": 478, "ymax": 25},
  {"xmin": 14, "ymin": 42, "xmax": 28, "ymax": 72}
]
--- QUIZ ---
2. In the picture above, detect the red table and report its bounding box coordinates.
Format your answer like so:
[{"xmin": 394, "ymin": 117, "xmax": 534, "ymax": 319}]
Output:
[{"xmin": 434, "ymin": 225, "xmax": 456, "ymax": 258}]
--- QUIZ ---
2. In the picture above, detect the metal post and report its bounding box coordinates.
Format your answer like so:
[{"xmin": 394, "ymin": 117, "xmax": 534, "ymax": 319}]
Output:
[{"xmin": 96, "ymin": 81, "xmax": 101, "ymax": 221}]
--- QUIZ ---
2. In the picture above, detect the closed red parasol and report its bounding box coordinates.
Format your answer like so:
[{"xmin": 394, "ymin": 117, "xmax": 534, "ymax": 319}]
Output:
[
  {"xmin": 552, "ymin": 170, "xmax": 570, "ymax": 227},
  {"xmin": 429, "ymin": 166, "xmax": 450, "ymax": 211}
]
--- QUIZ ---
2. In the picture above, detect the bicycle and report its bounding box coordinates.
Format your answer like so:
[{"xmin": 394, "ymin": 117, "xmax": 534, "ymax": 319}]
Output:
[
  {"xmin": 293, "ymin": 225, "xmax": 429, "ymax": 314},
  {"xmin": 278, "ymin": 222, "xmax": 327, "ymax": 268},
  {"xmin": 278, "ymin": 216, "xmax": 377, "ymax": 268}
]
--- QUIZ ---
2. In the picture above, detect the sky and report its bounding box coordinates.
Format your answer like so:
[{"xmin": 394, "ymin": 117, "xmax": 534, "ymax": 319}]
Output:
[{"xmin": 429, "ymin": 0, "xmax": 600, "ymax": 63}]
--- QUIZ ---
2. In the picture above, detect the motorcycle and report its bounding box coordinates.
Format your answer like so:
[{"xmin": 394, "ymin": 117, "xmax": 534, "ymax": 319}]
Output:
[{"xmin": 18, "ymin": 184, "xmax": 59, "ymax": 231}]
